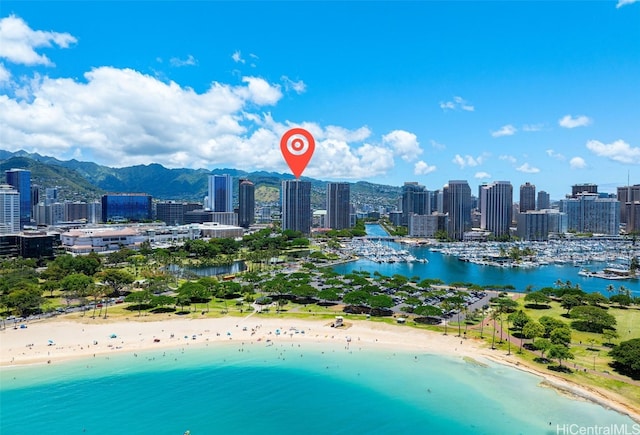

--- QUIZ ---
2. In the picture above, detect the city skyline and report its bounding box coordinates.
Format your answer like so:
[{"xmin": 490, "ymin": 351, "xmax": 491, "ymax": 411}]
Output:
[{"xmin": 0, "ymin": 2, "xmax": 638, "ymax": 200}]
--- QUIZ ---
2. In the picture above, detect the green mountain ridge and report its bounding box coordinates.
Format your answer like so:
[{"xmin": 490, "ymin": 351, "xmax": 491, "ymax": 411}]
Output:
[{"xmin": 0, "ymin": 150, "xmax": 401, "ymax": 209}]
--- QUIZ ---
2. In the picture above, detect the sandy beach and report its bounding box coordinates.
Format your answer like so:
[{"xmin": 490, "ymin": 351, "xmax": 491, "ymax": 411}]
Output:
[{"xmin": 2, "ymin": 314, "xmax": 639, "ymax": 423}]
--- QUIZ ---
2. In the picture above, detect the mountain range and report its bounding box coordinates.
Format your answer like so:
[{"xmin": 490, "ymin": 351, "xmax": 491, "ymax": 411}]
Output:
[{"xmin": 0, "ymin": 150, "xmax": 400, "ymax": 209}]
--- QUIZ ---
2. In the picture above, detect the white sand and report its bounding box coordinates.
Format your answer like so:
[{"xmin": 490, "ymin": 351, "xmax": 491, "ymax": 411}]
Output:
[
  {"xmin": 0, "ymin": 316, "xmax": 475, "ymax": 365},
  {"xmin": 2, "ymin": 314, "xmax": 638, "ymax": 422}
]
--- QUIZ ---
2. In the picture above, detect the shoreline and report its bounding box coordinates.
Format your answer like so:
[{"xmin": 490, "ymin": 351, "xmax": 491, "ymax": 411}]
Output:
[{"xmin": 1, "ymin": 315, "xmax": 639, "ymax": 423}]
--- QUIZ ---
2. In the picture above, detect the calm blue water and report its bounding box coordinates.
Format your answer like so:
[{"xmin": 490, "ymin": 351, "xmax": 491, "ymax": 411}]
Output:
[
  {"xmin": 1, "ymin": 342, "xmax": 636, "ymax": 434},
  {"xmin": 332, "ymin": 225, "xmax": 640, "ymax": 296},
  {"xmin": 167, "ymin": 261, "xmax": 246, "ymax": 277}
]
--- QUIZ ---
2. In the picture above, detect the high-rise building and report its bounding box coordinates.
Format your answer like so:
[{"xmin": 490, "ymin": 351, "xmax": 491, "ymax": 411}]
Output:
[
  {"xmin": 326, "ymin": 182, "xmax": 351, "ymax": 230},
  {"xmin": 446, "ymin": 180, "xmax": 472, "ymax": 241},
  {"xmin": 101, "ymin": 193, "xmax": 153, "ymax": 222},
  {"xmin": 88, "ymin": 201, "xmax": 102, "ymax": 224},
  {"xmin": 45, "ymin": 187, "xmax": 58, "ymax": 205},
  {"xmin": 156, "ymin": 201, "xmax": 185, "ymax": 226},
  {"xmin": 51, "ymin": 202, "xmax": 65, "ymax": 225},
  {"xmin": 537, "ymin": 191, "xmax": 550, "ymax": 210},
  {"xmin": 519, "ymin": 182, "xmax": 536, "ymax": 213},
  {"xmin": 65, "ymin": 202, "xmax": 89, "ymax": 222},
  {"xmin": 0, "ymin": 184, "xmax": 20, "ymax": 234},
  {"xmin": 617, "ymin": 184, "xmax": 640, "ymax": 226},
  {"xmin": 434, "ymin": 189, "xmax": 444, "ymax": 214},
  {"xmin": 281, "ymin": 180, "xmax": 312, "ymax": 235},
  {"xmin": 5, "ymin": 168, "xmax": 31, "ymax": 228},
  {"xmin": 571, "ymin": 183, "xmax": 597, "ymax": 198},
  {"xmin": 625, "ymin": 203, "xmax": 640, "ymax": 233},
  {"xmin": 30, "ymin": 185, "xmax": 40, "ymax": 214},
  {"xmin": 516, "ymin": 209, "xmax": 567, "ymax": 241},
  {"xmin": 480, "ymin": 181, "xmax": 513, "ymax": 238},
  {"xmin": 441, "ymin": 185, "xmax": 450, "ymax": 215},
  {"xmin": 401, "ymin": 182, "xmax": 428, "ymax": 226},
  {"xmin": 238, "ymin": 179, "xmax": 255, "ymax": 228},
  {"xmin": 208, "ymin": 174, "xmax": 233, "ymax": 212},
  {"xmin": 477, "ymin": 182, "xmax": 488, "ymax": 213},
  {"xmin": 559, "ymin": 193, "xmax": 619, "ymax": 235},
  {"xmin": 409, "ymin": 213, "xmax": 447, "ymax": 237}
]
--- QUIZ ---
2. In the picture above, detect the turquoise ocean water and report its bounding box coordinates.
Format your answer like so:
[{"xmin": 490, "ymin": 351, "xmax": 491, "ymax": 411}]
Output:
[{"xmin": 1, "ymin": 341, "xmax": 637, "ymax": 435}]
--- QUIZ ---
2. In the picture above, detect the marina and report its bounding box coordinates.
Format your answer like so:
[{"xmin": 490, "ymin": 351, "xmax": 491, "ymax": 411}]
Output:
[
  {"xmin": 332, "ymin": 225, "xmax": 640, "ymax": 296},
  {"xmin": 343, "ymin": 238, "xmax": 428, "ymax": 264}
]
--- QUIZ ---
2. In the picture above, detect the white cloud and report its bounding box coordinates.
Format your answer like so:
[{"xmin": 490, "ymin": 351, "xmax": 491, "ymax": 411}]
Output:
[
  {"xmin": 616, "ymin": 0, "xmax": 638, "ymax": 8},
  {"xmin": 491, "ymin": 124, "xmax": 517, "ymax": 137},
  {"xmin": 0, "ymin": 14, "xmax": 76, "ymax": 66},
  {"xmin": 414, "ymin": 160, "xmax": 436, "ymax": 175},
  {"xmin": 522, "ymin": 123, "xmax": 543, "ymax": 132},
  {"xmin": 430, "ymin": 139, "xmax": 446, "ymax": 150},
  {"xmin": 170, "ymin": 55, "xmax": 197, "ymax": 67},
  {"xmin": 474, "ymin": 172, "xmax": 491, "ymax": 179},
  {"xmin": 586, "ymin": 139, "xmax": 640, "ymax": 164},
  {"xmin": 0, "ymin": 62, "xmax": 412, "ymax": 180},
  {"xmin": 439, "ymin": 101, "xmax": 455, "ymax": 110},
  {"xmin": 309, "ymin": 141, "xmax": 394, "ymax": 179},
  {"xmin": 546, "ymin": 149, "xmax": 566, "ymax": 161},
  {"xmin": 559, "ymin": 114, "xmax": 592, "ymax": 128},
  {"xmin": 570, "ymin": 157, "xmax": 587, "ymax": 169},
  {"xmin": 238, "ymin": 76, "xmax": 282, "ymax": 105},
  {"xmin": 0, "ymin": 63, "xmax": 10, "ymax": 83},
  {"xmin": 499, "ymin": 155, "xmax": 517, "ymax": 164},
  {"xmin": 516, "ymin": 163, "xmax": 540, "ymax": 173},
  {"xmin": 281, "ymin": 76, "xmax": 307, "ymax": 94},
  {"xmin": 439, "ymin": 95, "xmax": 474, "ymax": 112},
  {"xmin": 382, "ymin": 130, "xmax": 422, "ymax": 162},
  {"xmin": 231, "ymin": 50, "xmax": 245, "ymax": 63},
  {"xmin": 324, "ymin": 125, "xmax": 371, "ymax": 143},
  {"xmin": 452, "ymin": 154, "xmax": 484, "ymax": 168}
]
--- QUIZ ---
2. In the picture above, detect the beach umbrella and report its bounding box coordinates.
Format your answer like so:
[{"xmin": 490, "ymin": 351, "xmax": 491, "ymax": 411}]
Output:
[
  {"xmin": 110, "ymin": 333, "xmax": 117, "ymax": 338},
  {"xmin": 48, "ymin": 339, "xmax": 54, "ymax": 346}
]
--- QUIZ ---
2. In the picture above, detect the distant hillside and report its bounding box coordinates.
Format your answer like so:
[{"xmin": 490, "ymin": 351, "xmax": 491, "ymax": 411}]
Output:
[
  {"xmin": 0, "ymin": 150, "xmax": 401, "ymax": 208},
  {"xmin": 0, "ymin": 157, "xmax": 104, "ymax": 201}
]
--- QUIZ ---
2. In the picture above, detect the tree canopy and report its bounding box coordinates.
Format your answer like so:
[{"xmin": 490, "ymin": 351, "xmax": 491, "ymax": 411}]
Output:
[
  {"xmin": 569, "ymin": 305, "xmax": 617, "ymax": 333},
  {"xmin": 610, "ymin": 338, "xmax": 640, "ymax": 377}
]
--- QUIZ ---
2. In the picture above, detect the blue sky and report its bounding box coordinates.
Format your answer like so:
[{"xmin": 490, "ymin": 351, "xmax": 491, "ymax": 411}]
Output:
[{"xmin": 0, "ymin": 1, "xmax": 638, "ymax": 200}]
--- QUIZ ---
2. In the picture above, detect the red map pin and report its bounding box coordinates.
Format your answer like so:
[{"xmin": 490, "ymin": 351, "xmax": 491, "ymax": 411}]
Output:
[{"xmin": 280, "ymin": 128, "xmax": 315, "ymax": 179}]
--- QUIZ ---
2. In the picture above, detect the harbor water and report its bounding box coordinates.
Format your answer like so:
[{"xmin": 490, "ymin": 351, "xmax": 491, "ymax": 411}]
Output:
[{"xmin": 332, "ymin": 225, "xmax": 640, "ymax": 296}]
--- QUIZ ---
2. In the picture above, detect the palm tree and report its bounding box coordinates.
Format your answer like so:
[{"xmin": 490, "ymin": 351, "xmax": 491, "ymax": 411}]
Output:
[
  {"xmin": 505, "ymin": 316, "xmax": 512, "ymax": 355},
  {"xmin": 606, "ymin": 284, "xmax": 615, "ymax": 296},
  {"xmin": 445, "ymin": 295, "xmax": 465, "ymax": 337},
  {"xmin": 490, "ymin": 309, "xmax": 501, "ymax": 350},
  {"xmin": 463, "ymin": 305, "xmax": 471, "ymax": 338},
  {"xmin": 479, "ymin": 306, "xmax": 486, "ymax": 339},
  {"xmin": 440, "ymin": 299, "xmax": 453, "ymax": 336},
  {"xmin": 87, "ymin": 284, "xmax": 104, "ymax": 319}
]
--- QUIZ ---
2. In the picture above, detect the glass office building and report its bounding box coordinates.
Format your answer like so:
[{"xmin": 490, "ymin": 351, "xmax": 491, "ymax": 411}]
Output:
[
  {"xmin": 5, "ymin": 168, "xmax": 31, "ymax": 228},
  {"xmin": 101, "ymin": 193, "xmax": 152, "ymax": 222}
]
